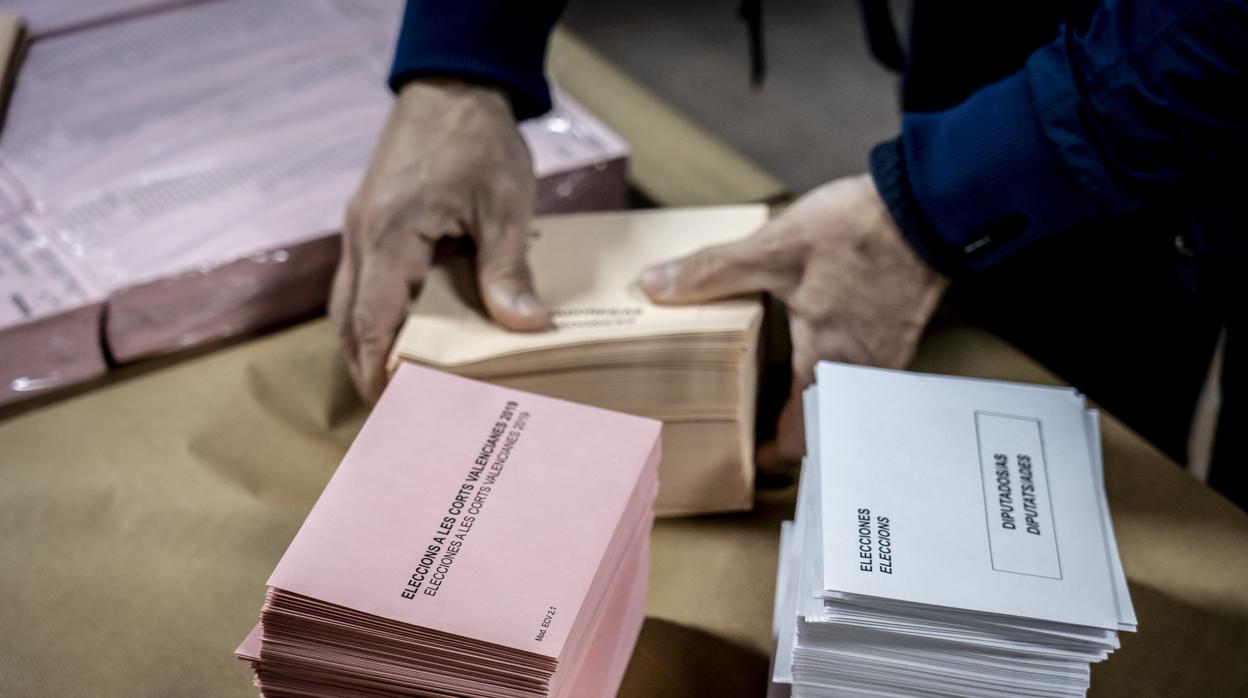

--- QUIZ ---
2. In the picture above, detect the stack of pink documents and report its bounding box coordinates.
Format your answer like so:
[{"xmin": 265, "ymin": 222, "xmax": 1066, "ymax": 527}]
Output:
[
  {"xmin": 0, "ymin": 0, "xmax": 627, "ymax": 407},
  {"xmin": 237, "ymin": 363, "xmax": 660, "ymax": 698}
]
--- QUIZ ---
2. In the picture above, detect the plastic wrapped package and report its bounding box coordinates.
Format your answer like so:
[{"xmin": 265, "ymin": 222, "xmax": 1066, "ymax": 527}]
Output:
[
  {"xmin": 0, "ymin": 0, "xmax": 628, "ymax": 403},
  {"xmin": 0, "ymin": 218, "xmax": 106, "ymax": 406},
  {"xmin": 0, "ymin": 0, "xmax": 402, "ymax": 206},
  {"xmin": 0, "ymin": 166, "xmax": 26, "ymax": 217},
  {"xmin": 99, "ymin": 90, "xmax": 627, "ymax": 362},
  {"xmin": 526, "ymin": 93, "xmax": 630, "ymax": 213},
  {"xmin": 0, "ymin": 0, "xmax": 399, "ymax": 401},
  {"xmin": 0, "ymin": 0, "xmax": 204, "ymax": 37}
]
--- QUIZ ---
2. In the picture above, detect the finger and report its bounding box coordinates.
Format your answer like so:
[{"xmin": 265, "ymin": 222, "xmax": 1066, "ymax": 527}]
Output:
[
  {"xmin": 335, "ymin": 199, "xmax": 440, "ymax": 401},
  {"xmin": 755, "ymin": 438, "xmax": 800, "ymax": 476},
  {"xmin": 774, "ymin": 368, "xmax": 816, "ymax": 464},
  {"xmin": 475, "ymin": 213, "xmax": 549, "ymax": 332},
  {"xmin": 774, "ymin": 317, "xmax": 819, "ymax": 461},
  {"xmin": 638, "ymin": 231, "xmax": 784, "ymax": 304},
  {"xmin": 757, "ymin": 365, "xmax": 815, "ymax": 472},
  {"xmin": 348, "ymin": 241, "xmax": 433, "ymax": 402},
  {"xmin": 774, "ymin": 384, "xmax": 809, "ymax": 465},
  {"xmin": 328, "ymin": 229, "xmax": 361, "ymax": 369}
]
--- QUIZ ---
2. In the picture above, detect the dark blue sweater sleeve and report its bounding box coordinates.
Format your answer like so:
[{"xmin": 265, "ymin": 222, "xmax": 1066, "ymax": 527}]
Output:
[
  {"xmin": 389, "ymin": 0, "xmax": 569, "ymax": 120},
  {"xmin": 871, "ymin": 0, "xmax": 1248, "ymax": 277}
]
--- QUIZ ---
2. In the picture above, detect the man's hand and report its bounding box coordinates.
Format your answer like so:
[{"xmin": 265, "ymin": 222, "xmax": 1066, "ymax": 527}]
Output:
[
  {"xmin": 331, "ymin": 79, "xmax": 549, "ymax": 401},
  {"xmin": 639, "ymin": 174, "xmax": 947, "ymax": 462}
]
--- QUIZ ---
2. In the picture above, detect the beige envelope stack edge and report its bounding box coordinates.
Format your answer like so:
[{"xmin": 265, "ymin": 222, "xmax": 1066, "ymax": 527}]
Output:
[
  {"xmin": 389, "ymin": 206, "xmax": 767, "ymax": 516},
  {"xmin": 237, "ymin": 363, "xmax": 661, "ymax": 698}
]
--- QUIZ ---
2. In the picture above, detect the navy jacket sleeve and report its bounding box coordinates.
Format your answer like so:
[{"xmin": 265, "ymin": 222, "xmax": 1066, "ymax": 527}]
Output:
[
  {"xmin": 871, "ymin": 0, "xmax": 1248, "ymax": 278},
  {"xmin": 389, "ymin": 0, "xmax": 569, "ymax": 120}
]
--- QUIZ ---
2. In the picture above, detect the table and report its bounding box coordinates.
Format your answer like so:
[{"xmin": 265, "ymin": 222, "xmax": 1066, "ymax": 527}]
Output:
[{"xmin": 2, "ymin": 30, "xmax": 1247, "ymax": 698}]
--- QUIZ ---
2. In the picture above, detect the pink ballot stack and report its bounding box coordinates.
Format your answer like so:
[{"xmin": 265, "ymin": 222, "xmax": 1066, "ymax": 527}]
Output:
[
  {"xmin": 0, "ymin": 0, "xmax": 627, "ymax": 407},
  {"xmin": 237, "ymin": 363, "xmax": 660, "ymax": 698}
]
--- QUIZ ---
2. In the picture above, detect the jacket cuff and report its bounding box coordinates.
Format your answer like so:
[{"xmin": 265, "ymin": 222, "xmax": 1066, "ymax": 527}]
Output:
[
  {"xmin": 388, "ymin": 2, "xmax": 560, "ymax": 120},
  {"xmin": 887, "ymin": 69, "xmax": 1104, "ymax": 275},
  {"xmin": 870, "ymin": 138, "xmax": 963, "ymax": 279},
  {"xmin": 389, "ymin": 55, "xmax": 552, "ymax": 120}
]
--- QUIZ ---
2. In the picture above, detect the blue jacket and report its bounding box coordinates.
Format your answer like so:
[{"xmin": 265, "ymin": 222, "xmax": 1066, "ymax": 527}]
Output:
[{"xmin": 389, "ymin": 0, "xmax": 1247, "ymax": 279}]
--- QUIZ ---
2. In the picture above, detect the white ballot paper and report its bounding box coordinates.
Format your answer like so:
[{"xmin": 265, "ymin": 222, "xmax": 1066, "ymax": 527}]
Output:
[{"xmin": 771, "ymin": 362, "xmax": 1135, "ymax": 698}]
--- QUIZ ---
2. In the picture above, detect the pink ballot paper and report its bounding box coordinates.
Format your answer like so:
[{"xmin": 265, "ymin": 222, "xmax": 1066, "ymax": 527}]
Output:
[{"xmin": 238, "ymin": 363, "xmax": 660, "ymax": 697}]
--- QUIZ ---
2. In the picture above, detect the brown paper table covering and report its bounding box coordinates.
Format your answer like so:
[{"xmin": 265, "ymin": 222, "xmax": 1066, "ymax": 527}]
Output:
[{"xmin": 1, "ymin": 314, "xmax": 1246, "ymax": 697}]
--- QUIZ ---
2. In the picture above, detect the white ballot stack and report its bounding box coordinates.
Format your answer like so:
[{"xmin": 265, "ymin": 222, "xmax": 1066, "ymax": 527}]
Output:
[
  {"xmin": 389, "ymin": 206, "xmax": 767, "ymax": 517},
  {"xmin": 770, "ymin": 362, "xmax": 1136, "ymax": 697}
]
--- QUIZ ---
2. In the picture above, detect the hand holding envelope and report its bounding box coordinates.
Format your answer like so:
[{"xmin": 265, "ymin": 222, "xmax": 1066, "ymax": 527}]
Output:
[
  {"xmin": 639, "ymin": 174, "xmax": 948, "ymax": 463},
  {"xmin": 388, "ymin": 207, "xmax": 767, "ymax": 516},
  {"xmin": 330, "ymin": 78, "xmax": 551, "ymax": 401}
]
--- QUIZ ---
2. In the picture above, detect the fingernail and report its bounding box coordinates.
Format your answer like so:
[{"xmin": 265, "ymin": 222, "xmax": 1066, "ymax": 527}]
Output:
[
  {"xmin": 640, "ymin": 263, "xmax": 676, "ymax": 298},
  {"xmin": 515, "ymin": 292, "xmax": 543, "ymax": 317}
]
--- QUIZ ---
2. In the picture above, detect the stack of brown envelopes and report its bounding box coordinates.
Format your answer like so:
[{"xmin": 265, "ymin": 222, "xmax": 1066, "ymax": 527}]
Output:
[{"xmin": 389, "ymin": 206, "xmax": 768, "ymax": 516}]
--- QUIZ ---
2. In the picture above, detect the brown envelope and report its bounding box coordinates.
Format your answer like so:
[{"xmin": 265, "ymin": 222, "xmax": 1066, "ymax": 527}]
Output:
[
  {"xmin": 389, "ymin": 206, "xmax": 767, "ymax": 370},
  {"xmin": 389, "ymin": 206, "xmax": 768, "ymax": 517}
]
